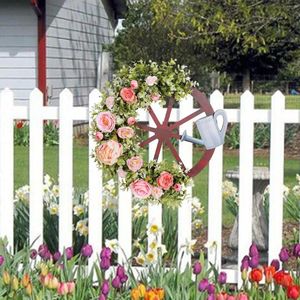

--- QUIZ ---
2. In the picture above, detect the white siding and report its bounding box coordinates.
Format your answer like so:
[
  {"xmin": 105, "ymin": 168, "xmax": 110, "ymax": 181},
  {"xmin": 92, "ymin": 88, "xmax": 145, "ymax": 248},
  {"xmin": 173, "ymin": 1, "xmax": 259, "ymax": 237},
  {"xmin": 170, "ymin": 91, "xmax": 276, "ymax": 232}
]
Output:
[
  {"xmin": 46, "ymin": 0, "xmax": 115, "ymax": 106},
  {"xmin": 0, "ymin": 0, "xmax": 37, "ymax": 103}
]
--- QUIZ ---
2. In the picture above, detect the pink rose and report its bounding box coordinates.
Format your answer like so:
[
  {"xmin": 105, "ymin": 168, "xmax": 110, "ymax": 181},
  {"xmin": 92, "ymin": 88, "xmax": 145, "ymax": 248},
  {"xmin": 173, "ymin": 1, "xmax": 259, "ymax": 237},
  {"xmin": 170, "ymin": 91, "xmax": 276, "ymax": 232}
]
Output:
[
  {"xmin": 127, "ymin": 117, "xmax": 136, "ymax": 125},
  {"xmin": 117, "ymin": 167, "xmax": 127, "ymax": 178},
  {"xmin": 130, "ymin": 180, "xmax": 152, "ymax": 199},
  {"xmin": 96, "ymin": 140, "xmax": 123, "ymax": 166},
  {"xmin": 126, "ymin": 156, "xmax": 143, "ymax": 172},
  {"xmin": 173, "ymin": 183, "xmax": 182, "ymax": 192},
  {"xmin": 95, "ymin": 131, "xmax": 103, "ymax": 141},
  {"xmin": 105, "ymin": 96, "xmax": 114, "ymax": 110},
  {"xmin": 157, "ymin": 171, "xmax": 174, "ymax": 190},
  {"xmin": 151, "ymin": 187, "xmax": 163, "ymax": 199},
  {"xmin": 117, "ymin": 126, "xmax": 135, "ymax": 139},
  {"xmin": 120, "ymin": 87, "xmax": 136, "ymax": 103},
  {"xmin": 151, "ymin": 94, "xmax": 161, "ymax": 102},
  {"xmin": 130, "ymin": 80, "xmax": 138, "ymax": 90},
  {"xmin": 96, "ymin": 112, "xmax": 116, "ymax": 133},
  {"xmin": 146, "ymin": 76, "xmax": 158, "ymax": 86}
]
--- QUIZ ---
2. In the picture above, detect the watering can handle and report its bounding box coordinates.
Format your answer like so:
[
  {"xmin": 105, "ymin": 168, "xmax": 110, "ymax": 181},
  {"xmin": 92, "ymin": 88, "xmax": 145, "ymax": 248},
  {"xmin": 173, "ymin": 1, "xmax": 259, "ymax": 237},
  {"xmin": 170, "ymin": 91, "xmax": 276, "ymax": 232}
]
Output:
[{"xmin": 213, "ymin": 109, "xmax": 228, "ymax": 141}]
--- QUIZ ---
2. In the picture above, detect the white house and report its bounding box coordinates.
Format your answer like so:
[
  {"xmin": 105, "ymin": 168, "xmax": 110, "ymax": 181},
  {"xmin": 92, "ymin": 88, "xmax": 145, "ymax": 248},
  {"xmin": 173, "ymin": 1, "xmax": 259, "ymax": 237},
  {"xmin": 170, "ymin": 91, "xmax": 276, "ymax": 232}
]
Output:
[{"xmin": 0, "ymin": 0, "xmax": 126, "ymax": 106}]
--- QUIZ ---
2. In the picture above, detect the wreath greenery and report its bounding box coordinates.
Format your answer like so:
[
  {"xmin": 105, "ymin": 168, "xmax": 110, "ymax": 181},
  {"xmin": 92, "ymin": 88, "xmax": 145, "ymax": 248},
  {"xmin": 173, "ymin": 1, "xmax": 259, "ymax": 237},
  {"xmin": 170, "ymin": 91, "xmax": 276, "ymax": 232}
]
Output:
[{"xmin": 91, "ymin": 60, "xmax": 195, "ymax": 207}]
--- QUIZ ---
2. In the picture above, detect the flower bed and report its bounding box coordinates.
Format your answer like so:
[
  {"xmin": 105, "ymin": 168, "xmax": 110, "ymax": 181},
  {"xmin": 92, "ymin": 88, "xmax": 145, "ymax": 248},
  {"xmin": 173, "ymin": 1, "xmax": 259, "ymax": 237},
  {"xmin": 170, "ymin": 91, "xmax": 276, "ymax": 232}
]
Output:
[{"xmin": 0, "ymin": 239, "xmax": 299, "ymax": 299}]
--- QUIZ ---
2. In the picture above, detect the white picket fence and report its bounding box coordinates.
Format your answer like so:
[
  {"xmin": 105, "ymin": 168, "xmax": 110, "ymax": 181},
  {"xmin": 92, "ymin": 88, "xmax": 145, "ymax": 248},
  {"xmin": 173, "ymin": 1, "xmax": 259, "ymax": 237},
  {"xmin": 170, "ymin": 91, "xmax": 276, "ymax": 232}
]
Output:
[{"xmin": 0, "ymin": 88, "xmax": 299, "ymax": 285}]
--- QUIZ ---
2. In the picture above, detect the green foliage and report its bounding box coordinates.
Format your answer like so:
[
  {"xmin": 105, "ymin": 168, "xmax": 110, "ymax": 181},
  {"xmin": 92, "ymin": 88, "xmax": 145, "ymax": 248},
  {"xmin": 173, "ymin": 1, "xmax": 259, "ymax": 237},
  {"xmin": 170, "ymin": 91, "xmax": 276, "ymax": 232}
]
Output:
[
  {"xmin": 110, "ymin": 0, "xmax": 212, "ymax": 90},
  {"xmin": 14, "ymin": 121, "xmax": 59, "ymax": 147},
  {"xmin": 151, "ymin": 0, "xmax": 300, "ymax": 81}
]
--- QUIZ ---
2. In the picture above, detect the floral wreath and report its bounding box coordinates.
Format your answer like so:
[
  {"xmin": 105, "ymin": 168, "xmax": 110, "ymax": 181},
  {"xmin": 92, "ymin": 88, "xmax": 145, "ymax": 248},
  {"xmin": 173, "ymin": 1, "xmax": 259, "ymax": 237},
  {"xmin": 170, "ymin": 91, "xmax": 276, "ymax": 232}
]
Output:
[{"xmin": 91, "ymin": 60, "xmax": 195, "ymax": 207}]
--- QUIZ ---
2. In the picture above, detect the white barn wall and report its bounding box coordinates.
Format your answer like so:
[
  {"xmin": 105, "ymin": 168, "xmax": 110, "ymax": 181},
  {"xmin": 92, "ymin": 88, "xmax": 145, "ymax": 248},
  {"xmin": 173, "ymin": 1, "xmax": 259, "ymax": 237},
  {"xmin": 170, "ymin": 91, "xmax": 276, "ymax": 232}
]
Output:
[
  {"xmin": 0, "ymin": 0, "xmax": 37, "ymax": 104},
  {"xmin": 46, "ymin": 0, "xmax": 115, "ymax": 106}
]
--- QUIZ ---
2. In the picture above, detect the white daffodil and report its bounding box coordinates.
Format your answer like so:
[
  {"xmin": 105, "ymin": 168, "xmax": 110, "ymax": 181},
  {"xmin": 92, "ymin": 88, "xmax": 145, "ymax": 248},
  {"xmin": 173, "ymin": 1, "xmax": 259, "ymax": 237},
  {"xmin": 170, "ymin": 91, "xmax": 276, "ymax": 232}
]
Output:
[
  {"xmin": 145, "ymin": 251, "xmax": 157, "ymax": 264},
  {"xmin": 157, "ymin": 244, "xmax": 168, "ymax": 256},
  {"xmin": 147, "ymin": 221, "xmax": 164, "ymax": 237},
  {"xmin": 73, "ymin": 204, "xmax": 85, "ymax": 217},
  {"xmin": 192, "ymin": 219, "xmax": 203, "ymax": 230},
  {"xmin": 15, "ymin": 185, "xmax": 30, "ymax": 203},
  {"xmin": 52, "ymin": 185, "xmax": 59, "ymax": 198},
  {"xmin": 48, "ymin": 202, "xmax": 59, "ymax": 216},
  {"xmin": 43, "ymin": 174, "xmax": 53, "ymax": 188},
  {"xmin": 222, "ymin": 180, "xmax": 238, "ymax": 199},
  {"xmin": 105, "ymin": 239, "xmax": 119, "ymax": 253},
  {"xmin": 181, "ymin": 239, "xmax": 197, "ymax": 255},
  {"xmin": 204, "ymin": 240, "xmax": 217, "ymax": 250},
  {"xmin": 75, "ymin": 219, "xmax": 88, "ymax": 236},
  {"xmin": 135, "ymin": 252, "xmax": 146, "ymax": 266},
  {"xmin": 292, "ymin": 185, "xmax": 300, "ymax": 197}
]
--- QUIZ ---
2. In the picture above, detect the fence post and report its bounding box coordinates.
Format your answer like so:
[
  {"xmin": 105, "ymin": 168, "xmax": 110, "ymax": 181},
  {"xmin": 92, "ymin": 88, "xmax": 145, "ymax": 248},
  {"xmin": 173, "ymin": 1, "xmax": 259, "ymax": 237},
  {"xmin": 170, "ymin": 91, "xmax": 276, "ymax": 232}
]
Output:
[
  {"xmin": 29, "ymin": 89, "xmax": 44, "ymax": 248},
  {"xmin": 148, "ymin": 102, "xmax": 163, "ymax": 248},
  {"xmin": 268, "ymin": 91, "xmax": 285, "ymax": 264},
  {"xmin": 207, "ymin": 90, "xmax": 224, "ymax": 270},
  {"xmin": 237, "ymin": 91, "xmax": 254, "ymax": 287},
  {"xmin": 59, "ymin": 89, "xmax": 73, "ymax": 252},
  {"xmin": 178, "ymin": 95, "xmax": 193, "ymax": 270},
  {"xmin": 88, "ymin": 89, "xmax": 103, "ymax": 268},
  {"xmin": 0, "ymin": 89, "xmax": 14, "ymax": 251}
]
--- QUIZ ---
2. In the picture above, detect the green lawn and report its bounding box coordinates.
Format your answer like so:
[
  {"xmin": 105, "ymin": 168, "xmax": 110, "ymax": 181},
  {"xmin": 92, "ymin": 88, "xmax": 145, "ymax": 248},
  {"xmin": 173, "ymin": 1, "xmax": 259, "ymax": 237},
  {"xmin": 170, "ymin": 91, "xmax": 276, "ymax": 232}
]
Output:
[
  {"xmin": 224, "ymin": 94, "xmax": 300, "ymax": 109},
  {"xmin": 15, "ymin": 144, "xmax": 299, "ymax": 226}
]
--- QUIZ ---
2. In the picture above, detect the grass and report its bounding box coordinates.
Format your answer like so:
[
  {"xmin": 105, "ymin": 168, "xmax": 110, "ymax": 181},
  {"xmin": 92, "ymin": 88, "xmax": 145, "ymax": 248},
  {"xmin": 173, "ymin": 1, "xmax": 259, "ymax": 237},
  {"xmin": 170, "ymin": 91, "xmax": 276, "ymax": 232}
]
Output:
[
  {"xmin": 224, "ymin": 94, "xmax": 300, "ymax": 109},
  {"xmin": 14, "ymin": 144, "xmax": 299, "ymax": 227}
]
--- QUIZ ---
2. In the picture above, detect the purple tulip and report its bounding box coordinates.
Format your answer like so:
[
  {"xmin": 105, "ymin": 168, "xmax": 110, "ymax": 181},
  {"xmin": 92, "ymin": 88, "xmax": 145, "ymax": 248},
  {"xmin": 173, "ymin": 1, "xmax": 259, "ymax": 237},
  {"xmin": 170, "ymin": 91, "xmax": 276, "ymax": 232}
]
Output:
[
  {"xmin": 112, "ymin": 276, "xmax": 122, "ymax": 289},
  {"xmin": 271, "ymin": 259, "xmax": 280, "ymax": 271},
  {"xmin": 193, "ymin": 261, "xmax": 202, "ymax": 275},
  {"xmin": 65, "ymin": 247, "xmax": 73, "ymax": 260},
  {"xmin": 101, "ymin": 280, "xmax": 110, "ymax": 296},
  {"xmin": 120, "ymin": 274, "xmax": 128, "ymax": 284},
  {"xmin": 99, "ymin": 294, "xmax": 106, "ymax": 300},
  {"xmin": 30, "ymin": 249, "xmax": 37, "ymax": 259},
  {"xmin": 100, "ymin": 247, "xmax": 112, "ymax": 259},
  {"xmin": 218, "ymin": 271, "xmax": 227, "ymax": 285},
  {"xmin": 0, "ymin": 255, "xmax": 4, "ymax": 266},
  {"xmin": 43, "ymin": 250, "xmax": 51, "ymax": 261},
  {"xmin": 116, "ymin": 265, "xmax": 125, "ymax": 278},
  {"xmin": 293, "ymin": 244, "xmax": 300, "ymax": 257},
  {"xmin": 53, "ymin": 251, "xmax": 62, "ymax": 262},
  {"xmin": 249, "ymin": 255, "xmax": 259, "ymax": 268},
  {"xmin": 279, "ymin": 247, "xmax": 289, "ymax": 262},
  {"xmin": 207, "ymin": 283, "xmax": 215, "ymax": 295},
  {"xmin": 81, "ymin": 244, "xmax": 93, "ymax": 258},
  {"xmin": 198, "ymin": 278, "xmax": 209, "ymax": 292},
  {"xmin": 249, "ymin": 243, "xmax": 259, "ymax": 258},
  {"xmin": 240, "ymin": 255, "xmax": 249, "ymax": 271},
  {"xmin": 207, "ymin": 294, "xmax": 215, "ymax": 300},
  {"xmin": 38, "ymin": 244, "xmax": 49, "ymax": 259},
  {"xmin": 100, "ymin": 257, "xmax": 111, "ymax": 271}
]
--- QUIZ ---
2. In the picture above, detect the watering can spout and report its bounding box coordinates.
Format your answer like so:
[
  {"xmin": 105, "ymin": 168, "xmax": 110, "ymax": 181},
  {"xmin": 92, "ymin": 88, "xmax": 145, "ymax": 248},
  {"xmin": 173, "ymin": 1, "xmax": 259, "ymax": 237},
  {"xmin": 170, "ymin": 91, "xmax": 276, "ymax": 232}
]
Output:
[{"xmin": 181, "ymin": 130, "xmax": 204, "ymax": 146}]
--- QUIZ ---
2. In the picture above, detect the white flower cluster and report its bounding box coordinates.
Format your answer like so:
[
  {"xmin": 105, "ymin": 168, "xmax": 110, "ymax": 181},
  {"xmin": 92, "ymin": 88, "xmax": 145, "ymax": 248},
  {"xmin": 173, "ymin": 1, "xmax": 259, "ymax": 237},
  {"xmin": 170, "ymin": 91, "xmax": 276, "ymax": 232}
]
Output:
[
  {"xmin": 222, "ymin": 180, "xmax": 238, "ymax": 203},
  {"xmin": 292, "ymin": 174, "xmax": 300, "ymax": 198},
  {"xmin": 134, "ymin": 221, "xmax": 167, "ymax": 266}
]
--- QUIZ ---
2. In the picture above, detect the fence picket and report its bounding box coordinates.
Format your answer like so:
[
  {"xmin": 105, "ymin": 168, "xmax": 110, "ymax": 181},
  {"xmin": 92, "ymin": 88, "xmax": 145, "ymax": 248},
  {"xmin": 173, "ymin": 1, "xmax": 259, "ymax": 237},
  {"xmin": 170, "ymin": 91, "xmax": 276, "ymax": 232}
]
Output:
[
  {"xmin": 59, "ymin": 89, "xmax": 74, "ymax": 251},
  {"xmin": 118, "ymin": 187, "xmax": 132, "ymax": 264},
  {"xmin": 238, "ymin": 91, "xmax": 254, "ymax": 287},
  {"xmin": 207, "ymin": 90, "xmax": 224, "ymax": 270},
  {"xmin": 0, "ymin": 89, "xmax": 14, "ymax": 251},
  {"xmin": 88, "ymin": 89, "xmax": 103, "ymax": 267},
  {"xmin": 268, "ymin": 91, "xmax": 285, "ymax": 263},
  {"xmin": 29, "ymin": 89, "xmax": 44, "ymax": 248},
  {"xmin": 178, "ymin": 95, "xmax": 193, "ymax": 269},
  {"xmin": 148, "ymin": 102, "xmax": 163, "ymax": 248}
]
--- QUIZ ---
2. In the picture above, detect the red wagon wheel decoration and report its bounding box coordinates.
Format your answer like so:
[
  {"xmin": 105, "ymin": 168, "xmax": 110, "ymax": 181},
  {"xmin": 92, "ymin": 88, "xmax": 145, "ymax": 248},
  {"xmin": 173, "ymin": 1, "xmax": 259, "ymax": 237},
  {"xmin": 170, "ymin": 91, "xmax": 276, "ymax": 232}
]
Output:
[{"xmin": 136, "ymin": 88, "xmax": 215, "ymax": 178}]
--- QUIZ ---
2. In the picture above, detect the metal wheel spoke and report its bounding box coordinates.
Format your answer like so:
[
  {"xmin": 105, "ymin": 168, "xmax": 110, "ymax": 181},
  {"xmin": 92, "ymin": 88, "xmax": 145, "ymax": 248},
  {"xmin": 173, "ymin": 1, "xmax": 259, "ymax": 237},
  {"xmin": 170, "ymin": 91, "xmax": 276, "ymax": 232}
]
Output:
[
  {"xmin": 165, "ymin": 139, "xmax": 186, "ymax": 171},
  {"xmin": 170, "ymin": 108, "xmax": 203, "ymax": 130},
  {"xmin": 148, "ymin": 106, "xmax": 161, "ymax": 126},
  {"xmin": 153, "ymin": 140, "xmax": 163, "ymax": 160},
  {"xmin": 136, "ymin": 123, "xmax": 157, "ymax": 133},
  {"xmin": 163, "ymin": 98, "xmax": 174, "ymax": 125},
  {"xmin": 139, "ymin": 134, "xmax": 158, "ymax": 148}
]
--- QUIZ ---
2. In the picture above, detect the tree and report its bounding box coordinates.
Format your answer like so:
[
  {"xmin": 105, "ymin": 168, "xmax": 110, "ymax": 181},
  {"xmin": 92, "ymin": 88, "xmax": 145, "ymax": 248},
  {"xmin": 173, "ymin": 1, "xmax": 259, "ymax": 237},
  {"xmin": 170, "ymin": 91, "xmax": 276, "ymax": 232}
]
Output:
[
  {"xmin": 151, "ymin": 0, "xmax": 300, "ymax": 91},
  {"xmin": 109, "ymin": 0, "xmax": 212, "ymax": 90}
]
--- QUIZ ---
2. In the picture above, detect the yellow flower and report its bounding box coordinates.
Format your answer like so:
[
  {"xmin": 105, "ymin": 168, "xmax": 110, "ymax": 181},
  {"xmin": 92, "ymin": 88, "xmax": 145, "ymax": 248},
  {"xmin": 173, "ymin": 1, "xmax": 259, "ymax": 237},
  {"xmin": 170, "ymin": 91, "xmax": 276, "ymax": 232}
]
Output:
[
  {"xmin": 135, "ymin": 253, "xmax": 146, "ymax": 266},
  {"xmin": 11, "ymin": 275, "xmax": 19, "ymax": 290},
  {"xmin": 21, "ymin": 273, "xmax": 30, "ymax": 287},
  {"xmin": 3, "ymin": 271, "xmax": 10, "ymax": 285},
  {"xmin": 131, "ymin": 284, "xmax": 146, "ymax": 299},
  {"xmin": 25, "ymin": 282, "xmax": 33, "ymax": 295}
]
